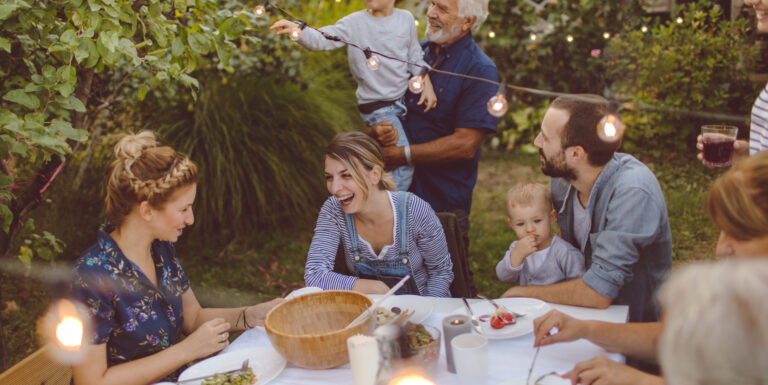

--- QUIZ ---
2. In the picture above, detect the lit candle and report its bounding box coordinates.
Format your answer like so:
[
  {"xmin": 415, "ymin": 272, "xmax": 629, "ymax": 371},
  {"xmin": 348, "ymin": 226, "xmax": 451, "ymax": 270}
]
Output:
[{"xmin": 442, "ymin": 315, "xmax": 471, "ymax": 373}]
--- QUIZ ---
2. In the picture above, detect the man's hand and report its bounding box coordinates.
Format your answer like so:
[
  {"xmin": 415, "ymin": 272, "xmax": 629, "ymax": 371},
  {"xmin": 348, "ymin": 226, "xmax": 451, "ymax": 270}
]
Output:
[
  {"xmin": 563, "ymin": 356, "xmax": 660, "ymax": 385},
  {"xmin": 366, "ymin": 120, "xmax": 399, "ymax": 147},
  {"xmin": 418, "ymin": 75, "xmax": 437, "ymax": 112},
  {"xmin": 696, "ymin": 135, "xmax": 749, "ymax": 167},
  {"xmin": 381, "ymin": 145, "xmax": 405, "ymax": 170},
  {"xmin": 509, "ymin": 235, "xmax": 538, "ymax": 267}
]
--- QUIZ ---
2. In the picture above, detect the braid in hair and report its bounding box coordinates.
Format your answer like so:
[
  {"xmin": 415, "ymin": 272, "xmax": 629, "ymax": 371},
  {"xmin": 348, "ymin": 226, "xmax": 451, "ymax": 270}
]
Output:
[{"xmin": 106, "ymin": 131, "xmax": 198, "ymax": 226}]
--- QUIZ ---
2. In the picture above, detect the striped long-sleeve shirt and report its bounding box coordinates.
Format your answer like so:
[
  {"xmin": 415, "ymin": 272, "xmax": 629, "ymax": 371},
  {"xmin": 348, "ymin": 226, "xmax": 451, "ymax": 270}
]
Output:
[
  {"xmin": 304, "ymin": 191, "xmax": 453, "ymax": 297},
  {"xmin": 750, "ymin": 84, "xmax": 768, "ymax": 155}
]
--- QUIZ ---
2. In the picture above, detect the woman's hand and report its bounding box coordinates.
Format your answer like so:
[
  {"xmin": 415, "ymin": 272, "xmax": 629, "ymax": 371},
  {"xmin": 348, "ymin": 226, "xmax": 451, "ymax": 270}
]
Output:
[
  {"xmin": 181, "ymin": 318, "xmax": 231, "ymax": 360},
  {"xmin": 352, "ymin": 278, "xmax": 390, "ymax": 294},
  {"xmin": 563, "ymin": 356, "xmax": 662, "ymax": 385},
  {"xmin": 244, "ymin": 298, "xmax": 284, "ymax": 327},
  {"xmin": 533, "ymin": 309, "xmax": 589, "ymax": 347}
]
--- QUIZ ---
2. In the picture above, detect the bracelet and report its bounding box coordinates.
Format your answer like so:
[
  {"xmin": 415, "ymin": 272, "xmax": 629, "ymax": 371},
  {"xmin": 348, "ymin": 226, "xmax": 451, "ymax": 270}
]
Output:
[
  {"xmin": 241, "ymin": 308, "xmax": 253, "ymax": 329},
  {"xmin": 404, "ymin": 145, "xmax": 413, "ymax": 167}
]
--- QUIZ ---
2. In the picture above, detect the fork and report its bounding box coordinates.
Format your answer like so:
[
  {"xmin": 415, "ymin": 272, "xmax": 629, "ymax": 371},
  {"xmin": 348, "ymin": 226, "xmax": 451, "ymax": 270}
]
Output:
[
  {"xmin": 177, "ymin": 359, "xmax": 249, "ymax": 383},
  {"xmin": 477, "ymin": 294, "xmax": 526, "ymax": 318}
]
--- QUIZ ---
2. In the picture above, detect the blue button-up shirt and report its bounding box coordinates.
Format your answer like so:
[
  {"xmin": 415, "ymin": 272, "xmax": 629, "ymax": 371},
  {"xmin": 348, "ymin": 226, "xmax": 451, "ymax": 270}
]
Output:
[
  {"xmin": 403, "ymin": 33, "xmax": 499, "ymax": 213},
  {"xmin": 551, "ymin": 153, "xmax": 673, "ymax": 322},
  {"xmin": 71, "ymin": 225, "xmax": 190, "ymax": 380}
]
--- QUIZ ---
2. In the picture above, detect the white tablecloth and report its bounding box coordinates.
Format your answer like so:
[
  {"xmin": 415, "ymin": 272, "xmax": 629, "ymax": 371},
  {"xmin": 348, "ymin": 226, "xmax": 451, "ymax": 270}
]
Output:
[{"xmin": 222, "ymin": 298, "xmax": 629, "ymax": 385}]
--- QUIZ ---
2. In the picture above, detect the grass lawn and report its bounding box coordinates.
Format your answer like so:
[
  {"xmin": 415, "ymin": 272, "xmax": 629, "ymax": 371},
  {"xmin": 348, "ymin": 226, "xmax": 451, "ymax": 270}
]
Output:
[{"xmin": 0, "ymin": 148, "xmax": 720, "ymax": 369}]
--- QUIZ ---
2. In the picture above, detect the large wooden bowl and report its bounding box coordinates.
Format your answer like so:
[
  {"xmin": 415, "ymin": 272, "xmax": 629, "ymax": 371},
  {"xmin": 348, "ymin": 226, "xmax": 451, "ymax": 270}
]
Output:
[{"xmin": 264, "ymin": 290, "xmax": 374, "ymax": 369}]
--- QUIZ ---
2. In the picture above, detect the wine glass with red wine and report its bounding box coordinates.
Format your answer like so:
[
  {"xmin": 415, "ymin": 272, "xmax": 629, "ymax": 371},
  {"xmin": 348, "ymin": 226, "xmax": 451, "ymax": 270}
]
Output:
[{"xmin": 701, "ymin": 125, "xmax": 738, "ymax": 167}]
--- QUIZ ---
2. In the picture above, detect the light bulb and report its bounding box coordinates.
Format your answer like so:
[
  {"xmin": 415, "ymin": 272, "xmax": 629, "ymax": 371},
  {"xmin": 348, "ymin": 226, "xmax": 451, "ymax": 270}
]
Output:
[
  {"xmin": 42, "ymin": 298, "xmax": 90, "ymax": 365},
  {"xmin": 390, "ymin": 374, "xmax": 435, "ymax": 385},
  {"xmin": 597, "ymin": 114, "xmax": 623, "ymax": 143},
  {"xmin": 488, "ymin": 31, "xmax": 496, "ymax": 38},
  {"xmin": 487, "ymin": 93, "xmax": 508, "ymax": 117},
  {"xmin": 414, "ymin": 19, "xmax": 419, "ymax": 26},
  {"xmin": 676, "ymin": 17, "xmax": 683, "ymax": 24},
  {"xmin": 289, "ymin": 28, "xmax": 301, "ymax": 41},
  {"xmin": 641, "ymin": 25, "xmax": 648, "ymax": 33},
  {"xmin": 530, "ymin": 33, "xmax": 537, "ymax": 41},
  {"xmin": 566, "ymin": 34, "xmax": 574, "ymax": 42},
  {"xmin": 603, "ymin": 32, "xmax": 610, "ymax": 39},
  {"xmin": 366, "ymin": 55, "xmax": 380, "ymax": 70},
  {"xmin": 408, "ymin": 75, "xmax": 424, "ymax": 94},
  {"xmin": 253, "ymin": 4, "xmax": 266, "ymax": 17}
]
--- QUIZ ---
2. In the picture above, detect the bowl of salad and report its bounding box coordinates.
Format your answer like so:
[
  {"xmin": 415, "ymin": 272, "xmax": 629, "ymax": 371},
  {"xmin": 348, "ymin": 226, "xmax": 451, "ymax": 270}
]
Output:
[{"xmin": 400, "ymin": 322, "xmax": 440, "ymax": 371}]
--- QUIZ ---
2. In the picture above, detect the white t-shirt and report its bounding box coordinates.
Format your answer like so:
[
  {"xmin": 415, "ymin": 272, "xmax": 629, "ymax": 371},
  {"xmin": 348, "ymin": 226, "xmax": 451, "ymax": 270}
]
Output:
[{"xmin": 572, "ymin": 192, "xmax": 591, "ymax": 252}]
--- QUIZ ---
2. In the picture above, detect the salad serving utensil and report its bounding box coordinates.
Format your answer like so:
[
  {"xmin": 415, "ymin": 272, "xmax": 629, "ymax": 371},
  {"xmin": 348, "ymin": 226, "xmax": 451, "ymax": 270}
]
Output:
[
  {"xmin": 345, "ymin": 275, "xmax": 410, "ymax": 329},
  {"xmin": 461, "ymin": 298, "xmax": 484, "ymax": 335},
  {"xmin": 177, "ymin": 359, "xmax": 249, "ymax": 384}
]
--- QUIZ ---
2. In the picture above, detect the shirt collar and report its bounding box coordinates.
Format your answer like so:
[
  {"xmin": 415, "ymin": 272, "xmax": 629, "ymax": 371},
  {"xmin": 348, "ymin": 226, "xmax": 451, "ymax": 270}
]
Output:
[
  {"xmin": 426, "ymin": 32, "xmax": 474, "ymax": 58},
  {"xmin": 96, "ymin": 223, "xmax": 162, "ymax": 290}
]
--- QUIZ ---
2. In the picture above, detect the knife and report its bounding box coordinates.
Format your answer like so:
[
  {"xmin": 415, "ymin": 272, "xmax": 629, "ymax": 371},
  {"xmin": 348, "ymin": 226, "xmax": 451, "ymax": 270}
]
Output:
[
  {"xmin": 177, "ymin": 359, "xmax": 249, "ymax": 384},
  {"xmin": 461, "ymin": 298, "xmax": 483, "ymax": 335},
  {"xmin": 477, "ymin": 294, "xmax": 526, "ymax": 318}
]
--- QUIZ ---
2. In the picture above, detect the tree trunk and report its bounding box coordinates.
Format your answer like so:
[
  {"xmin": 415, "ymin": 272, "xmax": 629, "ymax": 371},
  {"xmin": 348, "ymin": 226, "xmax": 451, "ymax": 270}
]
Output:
[{"xmin": 0, "ymin": 67, "xmax": 95, "ymax": 259}]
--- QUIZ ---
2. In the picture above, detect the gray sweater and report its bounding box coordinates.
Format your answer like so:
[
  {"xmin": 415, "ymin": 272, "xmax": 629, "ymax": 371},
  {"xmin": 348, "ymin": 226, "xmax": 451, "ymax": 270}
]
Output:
[
  {"xmin": 495, "ymin": 235, "xmax": 585, "ymax": 286},
  {"xmin": 297, "ymin": 9, "xmax": 427, "ymax": 104}
]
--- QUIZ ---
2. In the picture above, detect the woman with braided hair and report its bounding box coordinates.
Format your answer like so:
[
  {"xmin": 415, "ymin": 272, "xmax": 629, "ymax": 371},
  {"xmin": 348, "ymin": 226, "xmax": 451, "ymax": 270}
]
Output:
[{"xmin": 70, "ymin": 131, "xmax": 282, "ymax": 385}]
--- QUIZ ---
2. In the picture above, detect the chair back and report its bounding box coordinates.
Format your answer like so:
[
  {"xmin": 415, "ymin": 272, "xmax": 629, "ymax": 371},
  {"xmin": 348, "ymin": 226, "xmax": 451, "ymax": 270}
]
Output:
[
  {"xmin": 436, "ymin": 211, "xmax": 476, "ymax": 298},
  {"xmin": 0, "ymin": 345, "xmax": 72, "ymax": 385}
]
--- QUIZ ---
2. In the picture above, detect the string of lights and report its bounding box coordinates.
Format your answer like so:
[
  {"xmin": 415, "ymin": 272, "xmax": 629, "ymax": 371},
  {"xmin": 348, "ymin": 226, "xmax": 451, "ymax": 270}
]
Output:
[{"xmin": 255, "ymin": 0, "xmax": 747, "ymax": 142}]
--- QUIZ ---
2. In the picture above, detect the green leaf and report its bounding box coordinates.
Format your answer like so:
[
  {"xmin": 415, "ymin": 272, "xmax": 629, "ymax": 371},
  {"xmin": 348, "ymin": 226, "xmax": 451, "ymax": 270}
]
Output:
[
  {"xmin": 98, "ymin": 30, "xmax": 119, "ymax": 53},
  {"xmin": 172, "ymin": 36, "xmax": 184, "ymax": 57},
  {"xmin": 220, "ymin": 17, "xmax": 245, "ymax": 40},
  {"xmin": 71, "ymin": 0, "xmax": 84, "ymax": 7},
  {"xmin": 187, "ymin": 32, "xmax": 211, "ymax": 55},
  {"xmin": 0, "ymin": 175, "xmax": 12, "ymax": 190},
  {"xmin": 59, "ymin": 95, "xmax": 87, "ymax": 112},
  {"xmin": 0, "ymin": 5, "xmax": 18, "ymax": 21},
  {"xmin": 179, "ymin": 73, "xmax": 199, "ymax": 90},
  {"xmin": 60, "ymin": 29, "xmax": 78, "ymax": 47},
  {"xmin": 1, "ymin": 205, "xmax": 13, "ymax": 235},
  {"xmin": 0, "ymin": 109, "xmax": 19, "ymax": 126},
  {"xmin": 81, "ymin": 38, "xmax": 100, "ymax": 68},
  {"xmin": 174, "ymin": 0, "xmax": 187, "ymax": 11},
  {"xmin": 137, "ymin": 84, "xmax": 149, "ymax": 101},
  {"xmin": 51, "ymin": 120, "xmax": 88, "ymax": 141},
  {"xmin": 3, "ymin": 89, "xmax": 40, "ymax": 109},
  {"xmin": 0, "ymin": 37, "xmax": 9, "ymax": 53},
  {"xmin": 54, "ymin": 65, "xmax": 77, "ymax": 98},
  {"xmin": 149, "ymin": 2, "xmax": 161, "ymax": 18}
]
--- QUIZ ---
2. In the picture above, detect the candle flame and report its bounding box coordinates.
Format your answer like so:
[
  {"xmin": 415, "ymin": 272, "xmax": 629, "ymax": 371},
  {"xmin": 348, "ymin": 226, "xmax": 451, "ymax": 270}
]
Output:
[{"xmin": 390, "ymin": 374, "xmax": 435, "ymax": 385}]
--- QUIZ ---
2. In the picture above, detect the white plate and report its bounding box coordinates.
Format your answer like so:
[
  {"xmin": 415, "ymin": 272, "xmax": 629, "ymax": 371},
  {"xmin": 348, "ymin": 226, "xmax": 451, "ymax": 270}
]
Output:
[
  {"xmin": 371, "ymin": 294, "xmax": 434, "ymax": 324},
  {"xmin": 178, "ymin": 347, "xmax": 286, "ymax": 385},
  {"xmin": 285, "ymin": 286, "xmax": 323, "ymax": 300},
  {"xmin": 498, "ymin": 374, "xmax": 570, "ymax": 385},
  {"xmin": 451, "ymin": 298, "xmax": 550, "ymax": 339}
]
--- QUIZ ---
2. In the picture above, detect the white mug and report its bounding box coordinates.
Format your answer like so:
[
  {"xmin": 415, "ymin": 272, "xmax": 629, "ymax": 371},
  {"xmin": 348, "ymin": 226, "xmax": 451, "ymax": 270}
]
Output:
[{"xmin": 451, "ymin": 333, "xmax": 488, "ymax": 384}]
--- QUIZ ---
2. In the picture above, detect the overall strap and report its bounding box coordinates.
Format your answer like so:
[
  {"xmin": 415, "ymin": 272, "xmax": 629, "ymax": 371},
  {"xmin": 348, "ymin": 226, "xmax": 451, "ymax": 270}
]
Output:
[
  {"xmin": 396, "ymin": 191, "xmax": 410, "ymax": 257},
  {"xmin": 344, "ymin": 213, "xmax": 362, "ymax": 258}
]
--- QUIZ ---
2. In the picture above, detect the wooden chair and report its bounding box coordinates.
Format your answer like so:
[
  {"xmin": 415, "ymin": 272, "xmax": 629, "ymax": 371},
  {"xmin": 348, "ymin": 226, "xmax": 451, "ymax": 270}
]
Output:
[{"xmin": 0, "ymin": 345, "xmax": 72, "ymax": 385}]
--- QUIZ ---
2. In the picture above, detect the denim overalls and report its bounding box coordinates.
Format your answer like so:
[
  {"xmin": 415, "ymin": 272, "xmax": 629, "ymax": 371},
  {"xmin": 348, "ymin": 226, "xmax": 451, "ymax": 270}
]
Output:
[{"xmin": 344, "ymin": 191, "xmax": 420, "ymax": 295}]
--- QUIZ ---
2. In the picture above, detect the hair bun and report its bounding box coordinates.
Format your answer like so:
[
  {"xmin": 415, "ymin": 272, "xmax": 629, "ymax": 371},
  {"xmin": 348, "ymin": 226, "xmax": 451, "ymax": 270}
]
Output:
[{"xmin": 114, "ymin": 131, "xmax": 157, "ymax": 162}]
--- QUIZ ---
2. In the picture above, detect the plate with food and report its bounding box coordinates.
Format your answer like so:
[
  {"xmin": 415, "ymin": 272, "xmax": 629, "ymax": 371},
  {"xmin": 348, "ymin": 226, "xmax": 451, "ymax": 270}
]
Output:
[
  {"xmin": 178, "ymin": 347, "xmax": 286, "ymax": 385},
  {"xmin": 452, "ymin": 298, "xmax": 550, "ymax": 339},
  {"xmin": 372, "ymin": 294, "xmax": 434, "ymax": 324}
]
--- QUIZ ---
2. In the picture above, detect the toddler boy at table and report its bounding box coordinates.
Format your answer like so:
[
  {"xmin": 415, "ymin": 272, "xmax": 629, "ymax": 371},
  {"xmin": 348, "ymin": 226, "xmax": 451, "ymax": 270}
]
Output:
[
  {"xmin": 496, "ymin": 182, "xmax": 585, "ymax": 285},
  {"xmin": 270, "ymin": 0, "xmax": 437, "ymax": 191}
]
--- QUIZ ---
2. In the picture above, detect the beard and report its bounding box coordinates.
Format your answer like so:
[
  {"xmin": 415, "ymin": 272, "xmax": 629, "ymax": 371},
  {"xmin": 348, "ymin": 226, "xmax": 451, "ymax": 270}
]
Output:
[
  {"xmin": 425, "ymin": 17, "xmax": 463, "ymax": 45},
  {"xmin": 539, "ymin": 149, "xmax": 577, "ymax": 181}
]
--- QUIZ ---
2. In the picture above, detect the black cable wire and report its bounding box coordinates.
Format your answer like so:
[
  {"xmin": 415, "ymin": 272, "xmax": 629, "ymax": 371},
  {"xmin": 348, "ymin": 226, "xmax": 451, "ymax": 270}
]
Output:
[{"xmin": 262, "ymin": 1, "xmax": 748, "ymax": 123}]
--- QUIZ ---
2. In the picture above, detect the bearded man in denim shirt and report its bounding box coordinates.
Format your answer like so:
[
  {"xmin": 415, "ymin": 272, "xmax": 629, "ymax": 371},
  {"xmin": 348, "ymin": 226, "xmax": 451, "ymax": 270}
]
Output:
[{"xmin": 502, "ymin": 95, "xmax": 672, "ymax": 324}]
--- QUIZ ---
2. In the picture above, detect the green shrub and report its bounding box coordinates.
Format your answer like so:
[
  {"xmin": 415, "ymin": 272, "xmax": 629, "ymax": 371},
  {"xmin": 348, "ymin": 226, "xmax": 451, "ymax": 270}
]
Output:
[
  {"xmin": 153, "ymin": 73, "xmax": 359, "ymax": 233},
  {"xmin": 605, "ymin": 2, "xmax": 760, "ymax": 154}
]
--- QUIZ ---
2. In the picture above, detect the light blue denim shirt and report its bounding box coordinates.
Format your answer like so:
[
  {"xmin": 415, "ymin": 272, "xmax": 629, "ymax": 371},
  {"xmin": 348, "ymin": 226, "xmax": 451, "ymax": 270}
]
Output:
[{"xmin": 551, "ymin": 153, "xmax": 673, "ymax": 322}]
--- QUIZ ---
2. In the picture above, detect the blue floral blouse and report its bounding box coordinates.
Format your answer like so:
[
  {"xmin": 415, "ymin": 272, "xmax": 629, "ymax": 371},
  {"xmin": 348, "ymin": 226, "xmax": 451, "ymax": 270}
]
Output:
[{"xmin": 71, "ymin": 224, "xmax": 190, "ymax": 380}]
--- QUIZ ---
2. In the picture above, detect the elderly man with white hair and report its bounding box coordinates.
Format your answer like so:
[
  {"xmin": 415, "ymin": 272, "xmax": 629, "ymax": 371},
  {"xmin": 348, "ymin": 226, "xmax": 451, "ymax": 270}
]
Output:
[{"xmin": 369, "ymin": 0, "xmax": 499, "ymax": 296}]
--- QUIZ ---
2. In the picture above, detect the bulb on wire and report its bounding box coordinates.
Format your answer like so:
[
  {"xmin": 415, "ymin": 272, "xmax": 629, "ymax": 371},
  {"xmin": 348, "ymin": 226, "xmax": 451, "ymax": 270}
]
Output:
[
  {"xmin": 603, "ymin": 32, "xmax": 611, "ymax": 39},
  {"xmin": 529, "ymin": 33, "xmax": 537, "ymax": 41},
  {"xmin": 408, "ymin": 75, "xmax": 425, "ymax": 94},
  {"xmin": 566, "ymin": 34, "xmax": 574, "ymax": 43},
  {"xmin": 676, "ymin": 17, "xmax": 683, "ymax": 24},
  {"xmin": 289, "ymin": 28, "xmax": 302, "ymax": 41},
  {"xmin": 253, "ymin": 4, "xmax": 266, "ymax": 16},
  {"xmin": 414, "ymin": 19, "xmax": 419, "ymax": 26},
  {"xmin": 488, "ymin": 31, "xmax": 496, "ymax": 38},
  {"xmin": 597, "ymin": 114, "xmax": 624, "ymax": 143},
  {"xmin": 363, "ymin": 48, "xmax": 380, "ymax": 71},
  {"xmin": 487, "ymin": 85, "xmax": 508, "ymax": 118},
  {"xmin": 41, "ymin": 298, "xmax": 90, "ymax": 365},
  {"xmin": 641, "ymin": 25, "xmax": 648, "ymax": 33}
]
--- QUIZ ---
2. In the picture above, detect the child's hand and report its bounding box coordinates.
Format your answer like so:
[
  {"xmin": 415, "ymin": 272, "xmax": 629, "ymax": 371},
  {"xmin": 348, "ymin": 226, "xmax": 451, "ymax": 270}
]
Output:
[
  {"xmin": 509, "ymin": 235, "xmax": 538, "ymax": 267},
  {"xmin": 269, "ymin": 19, "xmax": 299, "ymax": 35},
  {"xmin": 417, "ymin": 75, "xmax": 438, "ymax": 112}
]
